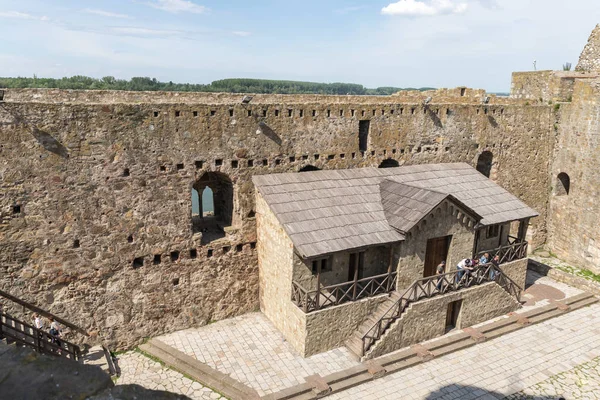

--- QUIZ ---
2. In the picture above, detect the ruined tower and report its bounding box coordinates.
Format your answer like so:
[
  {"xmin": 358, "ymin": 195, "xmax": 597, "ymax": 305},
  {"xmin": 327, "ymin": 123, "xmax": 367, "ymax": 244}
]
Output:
[{"xmin": 576, "ymin": 24, "xmax": 600, "ymax": 71}]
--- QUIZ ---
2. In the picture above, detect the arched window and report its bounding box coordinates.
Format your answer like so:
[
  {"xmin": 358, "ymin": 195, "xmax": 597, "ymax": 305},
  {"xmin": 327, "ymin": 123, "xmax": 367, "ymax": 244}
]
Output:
[
  {"xmin": 476, "ymin": 151, "xmax": 493, "ymax": 178},
  {"xmin": 378, "ymin": 158, "xmax": 400, "ymax": 168},
  {"xmin": 299, "ymin": 165, "xmax": 321, "ymax": 172},
  {"xmin": 556, "ymin": 172, "xmax": 570, "ymax": 196},
  {"xmin": 192, "ymin": 172, "xmax": 233, "ymax": 242}
]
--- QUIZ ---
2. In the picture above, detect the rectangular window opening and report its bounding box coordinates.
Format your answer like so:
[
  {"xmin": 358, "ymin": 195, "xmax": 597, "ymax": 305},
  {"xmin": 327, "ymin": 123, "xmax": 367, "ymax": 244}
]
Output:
[
  {"xmin": 189, "ymin": 249, "xmax": 198, "ymax": 259},
  {"xmin": 312, "ymin": 110, "xmax": 317, "ymax": 117},
  {"xmin": 288, "ymin": 109, "xmax": 293, "ymax": 117},
  {"xmin": 153, "ymin": 254, "xmax": 161, "ymax": 265},
  {"xmin": 247, "ymin": 110, "xmax": 252, "ymax": 117},
  {"xmin": 299, "ymin": 110, "xmax": 304, "ymax": 117},
  {"xmin": 170, "ymin": 251, "xmax": 180, "ymax": 262},
  {"xmin": 275, "ymin": 109, "xmax": 280, "ymax": 117},
  {"xmin": 289, "ymin": 156, "xmax": 296, "ymax": 162},
  {"xmin": 195, "ymin": 161, "xmax": 203, "ymax": 169},
  {"xmin": 231, "ymin": 160, "xmax": 239, "ymax": 168},
  {"xmin": 229, "ymin": 109, "xmax": 234, "ymax": 117},
  {"xmin": 359, "ymin": 120, "xmax": 370, "ymax": 152},
  {"xmin": 215, "ymin": 159, "xmax": 223, "ymax": 167},
  {"xmin": 236, "ymin": 244, "xmax": 243, "ymax": 252},
  {"xmin": 248, "ymin": 159, "xmax": 254, "ymax": 167}
]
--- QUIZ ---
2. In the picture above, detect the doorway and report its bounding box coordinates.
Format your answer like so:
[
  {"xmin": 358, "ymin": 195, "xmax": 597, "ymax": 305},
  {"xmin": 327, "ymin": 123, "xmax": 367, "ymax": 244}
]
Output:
[
  {"xmin": 446, "ymin": 300, "xmax": 462, "ymax": 331},
  {"xmin": 424, "ymin": 235, "xmax": 452, "ymax": 277},
  {"xmin": 348, "ymin": 252, "xmax": 365, "ymax": 281}
]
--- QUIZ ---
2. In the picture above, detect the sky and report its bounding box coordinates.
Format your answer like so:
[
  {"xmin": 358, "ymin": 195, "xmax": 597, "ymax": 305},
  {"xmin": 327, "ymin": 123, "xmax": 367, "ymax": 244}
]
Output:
[{"xmin": 0, "ymin": 0, "xmax": 599, "ymax": 92}]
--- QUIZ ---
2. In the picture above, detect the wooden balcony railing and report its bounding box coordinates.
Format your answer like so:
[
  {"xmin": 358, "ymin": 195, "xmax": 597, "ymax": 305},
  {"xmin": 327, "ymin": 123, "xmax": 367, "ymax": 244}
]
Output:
[
  {"xmin": 292, "ymin": 271, "xmax": 398, "ymax": 313},
  {"xmin": 1, "ymin": 312, "xmax": 83, "ymax": 362},
  {"xmin": 477, "ymin": 239, "xmax": 528, "ymax": 265},
  {"xmin": 360, "ymin": 263, "xmax": 522, "ymax": 357}
]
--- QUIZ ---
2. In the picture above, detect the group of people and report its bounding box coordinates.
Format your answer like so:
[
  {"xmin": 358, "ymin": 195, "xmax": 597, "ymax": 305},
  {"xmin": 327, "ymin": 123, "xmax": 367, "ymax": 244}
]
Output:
[
  {"xmin": 33, "ymin": 313, "xmax": 63, "ymax": 349},
  {"xmin": 436, "ymin": 253, "xmax": 502, "ymax": 289}
]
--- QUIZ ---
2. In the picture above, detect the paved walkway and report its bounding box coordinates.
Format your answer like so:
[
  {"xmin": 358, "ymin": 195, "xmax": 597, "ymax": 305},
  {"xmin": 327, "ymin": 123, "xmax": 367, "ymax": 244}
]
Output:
[
  {"xmin": 156, "ymin": 313, "xmax": 360, "ymax": 396},
  {"xmin": 116, "ymin": 350, "xmax": 223, "ymax": 399},
  {"xmin": 328, "ymin": 303, "xmax": 600, "ymax": 399}
]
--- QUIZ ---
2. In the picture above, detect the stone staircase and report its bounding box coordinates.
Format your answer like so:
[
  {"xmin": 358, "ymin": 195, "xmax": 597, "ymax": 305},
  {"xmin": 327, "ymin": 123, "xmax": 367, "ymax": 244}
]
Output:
[
  {"xmin": 345, "ymin": 263, "xmax": 523, "ymax": 359},
  {"xmin": 345, "ymin": 291, "xmax": 401, "ymax": 358}
]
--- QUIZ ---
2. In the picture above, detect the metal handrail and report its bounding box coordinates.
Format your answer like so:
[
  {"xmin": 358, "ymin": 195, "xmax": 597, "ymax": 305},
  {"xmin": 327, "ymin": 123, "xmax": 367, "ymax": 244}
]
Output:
[
  {"xmin": 360, "ymin": 263, "xmax": 522, "ymax": 356},
  {"xmin": 292, "ymin": 271, "xmax": 397, "ymax": 313}
]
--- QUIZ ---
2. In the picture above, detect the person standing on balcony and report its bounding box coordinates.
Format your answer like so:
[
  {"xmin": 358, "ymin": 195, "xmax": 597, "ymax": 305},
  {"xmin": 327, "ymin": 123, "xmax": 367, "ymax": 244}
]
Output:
[
  {"xmin": 490, "ymin": 255, "xmax": 501, "ymax": 279},
  {"xmin": 456, "ymin": 258, "xmax": 472, "ymax": 282},
  {"xmin": 480, "ymin": 252, "xmax": 490, "ymax": 265},
  {"xmin": 436, "ymin": 261, "xmax": 446, "ymax": 290}
]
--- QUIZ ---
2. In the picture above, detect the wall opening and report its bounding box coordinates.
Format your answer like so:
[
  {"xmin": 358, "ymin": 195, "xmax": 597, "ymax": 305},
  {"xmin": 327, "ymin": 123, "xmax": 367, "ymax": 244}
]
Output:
[
  {"xmin": 299, "ymin": 165, "xmax": 321, "ymax": 172},
  {"xmin": 476, "ymin": 151, "xmax": 493, "ymax": 178},
  {"xmin": 556, "ymin": 172, "xmax": 570, "ymax": 196},
  {"xmin": 359, "ymin": 120, "xmax": 370, "ymax": 152},
  {"xmin": 192, "ymin": 172, "xmax": 233, "ymax": 243},
  {"xmin": 378, "ymin": 158, "xmax": 399, "ymax": 168},
  {"xmin": 132, "ymin": 257, "xmax": 144, "ymax": 269},
  {"xmin": 446, "ymin": 300, "xmax": 462, "ymax": 331}
]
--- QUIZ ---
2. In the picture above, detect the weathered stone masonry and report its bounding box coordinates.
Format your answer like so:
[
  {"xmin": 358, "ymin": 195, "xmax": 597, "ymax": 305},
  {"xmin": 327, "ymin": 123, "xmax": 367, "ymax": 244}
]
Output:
[{"xmin": 0, "ymin": 87, "xmax": 554, "ymax": 349}]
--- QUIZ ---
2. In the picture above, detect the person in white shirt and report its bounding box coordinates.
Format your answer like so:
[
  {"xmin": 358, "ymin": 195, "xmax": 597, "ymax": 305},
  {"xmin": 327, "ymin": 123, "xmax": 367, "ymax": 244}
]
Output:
[
  {"xmin": 33, "ymin": 313, "xmax": 44, "ymax": 330},
  {"xmin": 456, "ymin": 258, "xmax": 472, "ymax": 282}
]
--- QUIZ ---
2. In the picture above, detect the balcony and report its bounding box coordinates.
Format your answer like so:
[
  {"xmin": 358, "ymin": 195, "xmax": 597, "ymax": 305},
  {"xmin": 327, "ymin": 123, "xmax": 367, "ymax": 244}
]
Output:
[
  {"xmin": 477, "ymin": 236, "xmax": 528, "ymax": 264},
  {"xmin": 292, "ymin": 271, "xmax": 398, "ymax": 313}
]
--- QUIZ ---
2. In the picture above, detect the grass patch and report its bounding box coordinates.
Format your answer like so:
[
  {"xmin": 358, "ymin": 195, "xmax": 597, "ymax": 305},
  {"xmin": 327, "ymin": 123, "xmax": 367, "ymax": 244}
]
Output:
[{"xmin": 555, "ymin": 264, "xmax": 600, "ymax": 284}]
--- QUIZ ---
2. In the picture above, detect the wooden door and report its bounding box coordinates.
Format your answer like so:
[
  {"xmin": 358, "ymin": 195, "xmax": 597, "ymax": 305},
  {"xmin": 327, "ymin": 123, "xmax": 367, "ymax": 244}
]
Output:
[
  {"xmin": 424, "ymin": 236, "xmax": 451, "ymax": 277},
  {"xmin": 445, "ymin": 300, "xmax": 462, "ymax": 330}
]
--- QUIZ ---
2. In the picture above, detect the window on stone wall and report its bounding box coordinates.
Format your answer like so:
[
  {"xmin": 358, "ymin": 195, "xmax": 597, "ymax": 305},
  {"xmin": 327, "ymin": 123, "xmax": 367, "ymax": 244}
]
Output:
[
  {"xmin": 486, "ymin": 225, "xmax": 500, "ymax": 238},
  {"xmin": 311, "ymin": 258, "xmax": 331, "ymax": 274},
  {"xmin": 378, "ymin": 158, "xmax": 399, "ymax": 168},
  {"xmin": 476, "ymin": 151, "xmax": 493, "ymax": 178},
  {"xmin": 299, "ymin": 165, "xmax": 321, "ymax": 172},
  {"xmin": 359, "ymin": 120, "xmax": 370, "ymax": 152},
  {"xmin": 556, "ymin": 172, "xmax": 570, "ymax": 196},
  {"xmin": 192, "ymin": 172, "xmax": 233, "ymax": 243}
]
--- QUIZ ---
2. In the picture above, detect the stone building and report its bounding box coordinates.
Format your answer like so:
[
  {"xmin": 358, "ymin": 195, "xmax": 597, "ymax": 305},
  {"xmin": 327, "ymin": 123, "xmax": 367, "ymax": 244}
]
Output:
[
  {"xmin": 253, "ymin": 163, "xmax": 535, "ymax": 358},
  {"xmin": 0, "ymin": 25, "xmax": 600, "ymax": 351}
]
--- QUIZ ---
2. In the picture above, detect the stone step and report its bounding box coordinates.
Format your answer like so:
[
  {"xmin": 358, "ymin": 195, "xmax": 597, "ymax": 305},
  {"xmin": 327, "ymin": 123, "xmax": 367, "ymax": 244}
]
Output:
[{"xmin": 140, "ymin": 339, "xmax": 260, "ymax": 400}]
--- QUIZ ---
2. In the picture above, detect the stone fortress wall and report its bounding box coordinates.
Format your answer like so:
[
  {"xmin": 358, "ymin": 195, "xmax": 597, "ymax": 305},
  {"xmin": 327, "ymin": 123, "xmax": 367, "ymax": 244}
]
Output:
[{"xmin": 3, "ymin": 25, "xmax": 600, "ymax": 349}]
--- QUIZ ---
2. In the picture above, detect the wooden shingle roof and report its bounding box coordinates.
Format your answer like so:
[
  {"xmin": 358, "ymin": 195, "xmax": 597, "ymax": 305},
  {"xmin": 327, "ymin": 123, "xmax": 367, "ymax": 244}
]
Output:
[{"xmin": 253, "ymin": 163, "xmax": 538, "ymax": 259}]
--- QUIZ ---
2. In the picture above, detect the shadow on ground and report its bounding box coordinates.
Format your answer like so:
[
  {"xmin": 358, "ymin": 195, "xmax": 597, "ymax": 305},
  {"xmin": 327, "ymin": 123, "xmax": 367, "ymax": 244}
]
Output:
[{"xmin": 424, "ymin": 384, "xmax": 564, "ymax": 399}]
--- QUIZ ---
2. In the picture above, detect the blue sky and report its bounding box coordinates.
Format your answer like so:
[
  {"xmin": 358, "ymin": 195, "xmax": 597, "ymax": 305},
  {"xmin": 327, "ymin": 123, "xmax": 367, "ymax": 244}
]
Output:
[{"xmin": 0, "ymin": 0, "xmax": 599, "ymax": 92}]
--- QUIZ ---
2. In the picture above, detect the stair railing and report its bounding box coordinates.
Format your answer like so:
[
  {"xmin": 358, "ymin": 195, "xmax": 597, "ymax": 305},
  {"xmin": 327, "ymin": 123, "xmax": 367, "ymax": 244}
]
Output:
[
  {"xmin": 0, "ymin": 289, "xmax": 88, "ymax": 336},
  {"xmin": 1, "ymin": 312, "xmax": 83, "ymax": 362},
  {"xmin": 361, "ymin": 263, "xmax": 522, "ymax": 356}
]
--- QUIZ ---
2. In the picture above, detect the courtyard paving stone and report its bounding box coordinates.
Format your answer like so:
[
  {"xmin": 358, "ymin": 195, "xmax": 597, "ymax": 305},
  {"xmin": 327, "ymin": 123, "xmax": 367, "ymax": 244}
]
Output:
[
  {"xmin": 328, "ymin": 303, "xmax": 600, "ymax": 399},
  {"xmin": 157, "ymin": 312, "xmax": 361, "ymax": 396},
  {"xmin": 115, "ymin": 350, "xmax": 223, "ymax": 399}
]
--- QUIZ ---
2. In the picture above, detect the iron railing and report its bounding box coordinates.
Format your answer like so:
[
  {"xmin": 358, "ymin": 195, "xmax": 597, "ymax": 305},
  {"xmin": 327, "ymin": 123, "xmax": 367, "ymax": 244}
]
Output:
[
  {"xmin": 292, "ymin": 271, "xmax": 398, "ymax": 313},
  {"xmin": 360, "ymin": 263, "xmax": 522, "ymax": 356},
  {"xmin": 1, "ymin": 312, "xmax": 83, "ymax": 362}
]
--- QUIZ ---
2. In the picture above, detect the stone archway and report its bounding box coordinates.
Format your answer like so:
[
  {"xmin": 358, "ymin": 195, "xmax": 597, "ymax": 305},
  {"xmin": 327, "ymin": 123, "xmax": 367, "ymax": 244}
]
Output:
[{"xmin": 192, "ymin": 171, "xmax": 233, "ymax": 242}]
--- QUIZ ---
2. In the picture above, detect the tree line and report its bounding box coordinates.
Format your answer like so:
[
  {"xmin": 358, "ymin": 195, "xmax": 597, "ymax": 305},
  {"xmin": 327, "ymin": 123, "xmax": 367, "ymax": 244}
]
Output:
[{"xmin": 0, "ymin": 76, "xmax": 434, "ymax": 95}]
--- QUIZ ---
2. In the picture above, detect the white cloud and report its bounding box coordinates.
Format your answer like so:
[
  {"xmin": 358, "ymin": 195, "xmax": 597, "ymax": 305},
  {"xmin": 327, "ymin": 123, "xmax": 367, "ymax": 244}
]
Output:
[
  {"xmin": 83, "ymin": 9, "xmax": 132, "ymax": 19},
  {"xmin": 0, "ymin": 11, "xmax": 49, "ymax": 21},
  {"xmin": 382, "ymin": 0, "xmax": 468, "ymax": 17},
  {"xmin": 110, "ymin": 27, "xmax": 183, "ymax": 37},
  {"xmin": 145, "ymin": 0, "xmax": 207, "ymax": 14},
  {"xmin": 232, "ymin": 31, "xmax": 251, "ymax": 37}
]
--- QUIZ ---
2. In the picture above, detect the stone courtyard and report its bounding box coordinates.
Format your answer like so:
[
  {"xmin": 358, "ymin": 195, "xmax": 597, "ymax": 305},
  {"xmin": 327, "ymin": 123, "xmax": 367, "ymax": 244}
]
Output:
[{"xmin": 110, "ymin": 269, "xmax": 600, "ymax": 399}]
